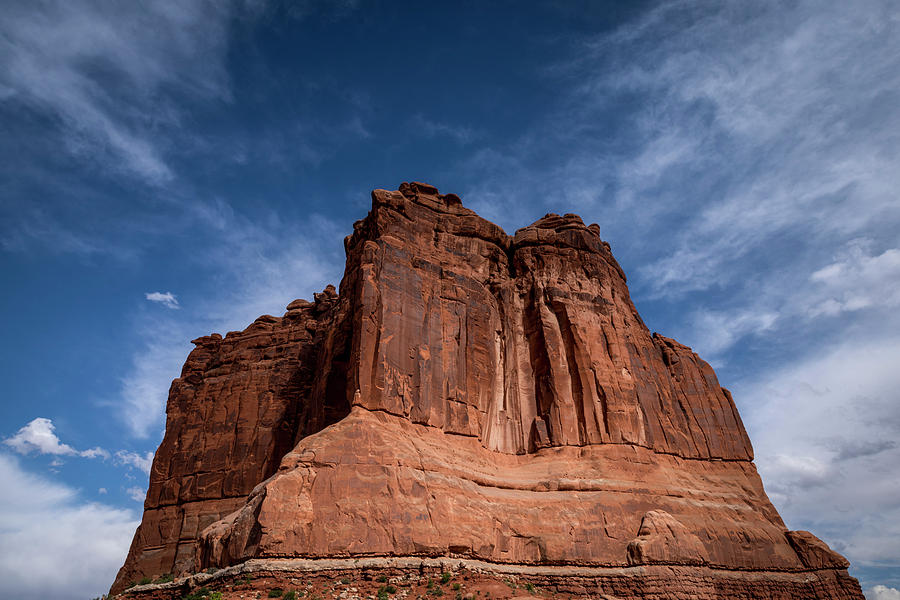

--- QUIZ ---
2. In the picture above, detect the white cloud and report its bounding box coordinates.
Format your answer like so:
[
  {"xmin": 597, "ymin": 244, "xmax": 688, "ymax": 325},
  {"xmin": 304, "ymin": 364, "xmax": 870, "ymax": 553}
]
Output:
[
  {"xmin": 79, "ymin": 446, "xmax": 111, "ymax": 460},
  {"xmin": 4, "ymin": 418, "xmax": 77, "ymax": 456},
  {"xmin": 115, "ymin": 450, "xmax": 153, "ymax": 475},
  {"xmin": 808, "ymin": 243, "xmax": 900, "ymax": 317},
  {"xmin": 869, "ymin": 586, "xmax": 900, "ymax": 600},
  {"xmin": 98, "ymin": 487, "xmax": 107, "ymax": 494},
  {"xmin": 684, "ymin": 309, "xmax": 778, "ymax": 357},
  {"xmin": 145, "ymin": 291, "xmax": 180, "ymax": 309},
  {"xmin": 735, "ymin": 334, "xmax": 900, "ymax": 567},
  {"xmin": 0, "ymin": 453, "xmax": 138, "ymax": 600},
  {"xmin": 4, "ymin": 417, "xmax": 109, "ymax": 460},
  {"xmin": 126, "ymin": 486, "xmax": 146, "ymax": 503},
  {"xmin": 616, "ymin": 0, "xmax": 900, "ymax": 302},
  {"xmin": 116, "ymin": 315, "xmax": 192, "ymax": 439}
]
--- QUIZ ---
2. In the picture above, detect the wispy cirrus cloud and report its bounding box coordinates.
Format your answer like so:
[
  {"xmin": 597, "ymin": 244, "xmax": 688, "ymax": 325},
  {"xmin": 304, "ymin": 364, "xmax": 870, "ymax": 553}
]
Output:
[
  {"xmin": 125, "ymin": 486, "xmax": 146, "ymax": 503},
  {"xmin": 115, "ymin": 451, "xmax": 154, "ymax": 476},
  {"xmin": 463, "ymin": 1, "xmax": 900, "ymax": 339},
  {"xmin": 410, "ymin": 114, "xmax": 477, "ymax": 145},
  {"xmin": 0, "ymin": 0, "xmax": 236, "ymax": 184}
]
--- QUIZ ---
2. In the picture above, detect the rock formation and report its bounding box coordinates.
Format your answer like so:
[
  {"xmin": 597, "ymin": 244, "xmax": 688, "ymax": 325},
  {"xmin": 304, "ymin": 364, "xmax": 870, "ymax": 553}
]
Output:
[{"xmin": 112, "ymin": 182, "xmax": 863, "ymax": 599}]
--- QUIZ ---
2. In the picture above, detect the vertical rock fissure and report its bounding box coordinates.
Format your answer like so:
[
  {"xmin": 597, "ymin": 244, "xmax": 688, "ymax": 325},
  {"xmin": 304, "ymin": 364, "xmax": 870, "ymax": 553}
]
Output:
[
  {"xmin": 592, "ymin": 368, "xmax": 612, "ymax": 439},
  {"xmin": 523, "ymin": 284, "xmax": 554, "ymax": 445},
  {"xmin": 549, "ymin": 296, "xmax": 588, "ymax": 445}
]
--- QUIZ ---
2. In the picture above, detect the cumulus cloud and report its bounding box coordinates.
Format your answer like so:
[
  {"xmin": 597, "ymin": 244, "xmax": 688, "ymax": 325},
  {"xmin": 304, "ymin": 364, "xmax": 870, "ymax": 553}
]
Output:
[
  {"xmin": 870, "ymin": 586, "xmax": 900, "ymax": 600},
  {"xmin": 4, "ymin": 418, "xmax": 76, "ymax": 456},
  {"xmin": 145, "ymin": 291, "xmax": 180, "ymax": 309},
  {"xmin": 0, "ymin": 453, "xmax": 138, "ymax": 600},
  {"xmin": 4, "ymin": 417, "xmax": 108, "ymax": 459}
]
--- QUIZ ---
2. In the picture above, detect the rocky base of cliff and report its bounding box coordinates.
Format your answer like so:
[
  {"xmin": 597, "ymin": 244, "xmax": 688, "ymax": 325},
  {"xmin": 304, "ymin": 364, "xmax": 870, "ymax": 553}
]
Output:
[{"xmin": 115, "ymin": 557, "xmax": 863, "ymax": 600}]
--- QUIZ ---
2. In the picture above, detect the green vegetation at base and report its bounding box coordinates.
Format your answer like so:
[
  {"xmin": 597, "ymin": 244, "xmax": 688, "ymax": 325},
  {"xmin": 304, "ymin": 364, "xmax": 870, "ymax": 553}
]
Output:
[{"xmin": 181, "ymin": 587, "xmax": 212, "ymax": 600}]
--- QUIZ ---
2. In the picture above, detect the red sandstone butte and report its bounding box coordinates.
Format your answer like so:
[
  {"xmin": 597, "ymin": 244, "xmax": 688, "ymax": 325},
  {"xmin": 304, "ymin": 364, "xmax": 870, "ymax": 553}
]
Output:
[{"xmin": 111, "ymin": 183, "xmax": 863, "ymax": 599}]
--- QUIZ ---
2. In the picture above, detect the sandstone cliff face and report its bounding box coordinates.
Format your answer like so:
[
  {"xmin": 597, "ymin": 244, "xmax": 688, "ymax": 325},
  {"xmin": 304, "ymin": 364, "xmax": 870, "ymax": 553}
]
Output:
[
  {"xmin": 113, "ymin": 291, "xmax": 347, "ymax": 588},
  {"xmin": 112, "ymin": 183, "xmax": 861, "ymax": 599}
]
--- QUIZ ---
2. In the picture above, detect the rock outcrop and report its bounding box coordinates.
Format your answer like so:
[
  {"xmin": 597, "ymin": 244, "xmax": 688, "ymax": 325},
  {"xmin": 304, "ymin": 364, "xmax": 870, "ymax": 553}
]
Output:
[{"xmin": 112, "ymin": 183, "xmax": 862, "ymax": 599}]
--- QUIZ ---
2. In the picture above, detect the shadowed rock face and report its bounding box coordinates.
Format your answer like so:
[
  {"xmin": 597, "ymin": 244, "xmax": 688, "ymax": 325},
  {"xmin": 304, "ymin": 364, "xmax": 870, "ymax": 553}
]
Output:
[{"xmin": 112, "ymin": 183, "xmax": 862, "ymax": 599}]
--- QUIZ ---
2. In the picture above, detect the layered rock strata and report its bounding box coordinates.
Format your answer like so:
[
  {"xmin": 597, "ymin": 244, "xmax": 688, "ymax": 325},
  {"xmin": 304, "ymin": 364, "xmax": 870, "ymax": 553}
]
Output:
[{"xmin": 112, "ymin": 182, "xmax": 862, "ymax": 599}]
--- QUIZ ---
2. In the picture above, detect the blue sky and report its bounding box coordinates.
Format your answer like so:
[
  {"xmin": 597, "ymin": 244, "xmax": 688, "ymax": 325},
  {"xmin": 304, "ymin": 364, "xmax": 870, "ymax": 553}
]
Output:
[{"xmin": 1, "ymin": 1, "xmax": 899, "ymax": 599}]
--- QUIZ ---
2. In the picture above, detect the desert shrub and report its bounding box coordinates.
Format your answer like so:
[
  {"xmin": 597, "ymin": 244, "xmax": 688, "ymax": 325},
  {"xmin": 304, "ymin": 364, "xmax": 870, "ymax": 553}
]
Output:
[
  {"xmin": 139, "ymin": 576, "xmax": 152, "ymax": 585},
  {"xmin": 181, "ymin": 587, "xmax": 210, "ymax": 600},
  {"xmin": 210, "ymin": 593, "xmax": 223, "ymax": 600},
  {"xmin": 451, "ymin": 583, "xmax": 461, "ymax": 591},
  {"xmin": 155, "ymin": 574, "xmax": 174, "ymax": 584},
  {"xmin": 269, "ymin": 589, "xmax": 284, "ymax": 598},
  {"xmin": 429, "ymin": 587, "xmax": 444, "ymax": 597},
  {"xmin": 377, "ymin": 575, "xmax": 388, "ymax": 583},
  {"xmin": 340, "ymin": 578, "xmax": 350, "ymax": 584},
  {"xmin": 524, "ymin": 583, "xmax": 535, "ymax": 593},
  {"xmin": 441, "ymin": 573, "xmax": 451, "ymax": 584},
  {"xmin": 283, "ymin": 592, "xmax": 297, "ymax": 600}
]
